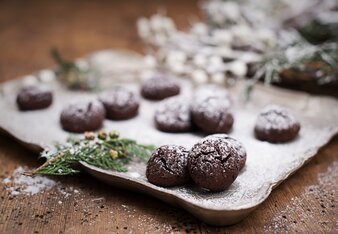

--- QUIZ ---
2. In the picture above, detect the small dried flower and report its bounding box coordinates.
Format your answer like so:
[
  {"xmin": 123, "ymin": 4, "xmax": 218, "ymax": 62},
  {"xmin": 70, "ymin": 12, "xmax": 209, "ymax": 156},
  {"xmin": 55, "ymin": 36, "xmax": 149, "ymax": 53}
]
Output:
[
  {"xmin": 98, "ymin": 130, "xmax": 107, "ymax": 140},
  {"xmin": 109, "ymin": 149, "xmax": 119, "ymax": 160},
  {"xmin": 109, "ymin": 130, "xmax": 119, "ymax": 139},
  {"xmin": 84, "ymin": 132, "xmax": 95, "ymax": 140}
]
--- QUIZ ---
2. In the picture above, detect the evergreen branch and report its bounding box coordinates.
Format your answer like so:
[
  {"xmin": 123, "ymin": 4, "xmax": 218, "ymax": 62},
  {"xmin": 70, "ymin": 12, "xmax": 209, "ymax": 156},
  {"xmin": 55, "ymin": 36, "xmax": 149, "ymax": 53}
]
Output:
[
  {"xmin": 26, "ymin": 130, "xmax": 155, "ymax": 176},
  {"xmin": 245, "ymin": 32, "xmax": 338, "ymax": 101}
]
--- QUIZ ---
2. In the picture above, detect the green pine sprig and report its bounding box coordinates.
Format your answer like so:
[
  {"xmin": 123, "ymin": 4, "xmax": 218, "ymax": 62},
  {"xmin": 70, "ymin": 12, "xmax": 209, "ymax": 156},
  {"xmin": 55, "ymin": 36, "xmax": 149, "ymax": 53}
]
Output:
[{"xmin": 26, "ymin": 130, "xmax": 155, "ymax": 176}]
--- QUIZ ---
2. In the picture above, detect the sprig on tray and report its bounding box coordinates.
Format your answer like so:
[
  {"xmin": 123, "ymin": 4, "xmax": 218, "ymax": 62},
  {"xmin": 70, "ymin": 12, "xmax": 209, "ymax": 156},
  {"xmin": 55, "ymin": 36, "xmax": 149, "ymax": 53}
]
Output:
[
  {"xmin": 51, "ymin": 48, "xmax": 100, "ymax": 91},
  {"xmin": 260, "ymin": 39, "xmax": 337, "ymax": 80},
  {"xmin": 244, "ymin": 31, "xmax": 338, "ymax": 101},
  {"xmin": 26, "ymin": 130, "xmax": 155, "ymax": 176}
]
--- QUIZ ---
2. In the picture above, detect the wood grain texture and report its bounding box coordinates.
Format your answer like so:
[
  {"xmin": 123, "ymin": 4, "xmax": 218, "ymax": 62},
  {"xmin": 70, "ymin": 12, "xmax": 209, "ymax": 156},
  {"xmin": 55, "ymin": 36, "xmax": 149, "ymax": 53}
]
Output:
[{"xmin": 0, "ymin": 0, "xmax": 337, "ymax": 233}]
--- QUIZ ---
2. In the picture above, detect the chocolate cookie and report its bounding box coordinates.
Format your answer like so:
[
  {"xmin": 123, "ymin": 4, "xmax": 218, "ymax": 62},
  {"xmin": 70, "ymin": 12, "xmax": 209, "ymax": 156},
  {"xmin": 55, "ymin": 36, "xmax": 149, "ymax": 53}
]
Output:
[
  {"xmin": 204, "ymin": 134, "xmax": 246, "ymax": 171},
  {"xmin": 146, "ymin": 145, "xmax": 190, "ymax": 187},
  {"xmin": 141, "ymin": 75, "xmax": 180, "ymax": 100},
  {"xmin": 16, "ymin": 85, "xmax": 53, "ymax": 111},
  {"xmin": 191, "ymin": 91, "xmax": 234, "ymax": 133},
  {"xmin": 99, "ymin": 87, "xmax": 139, "ymax": 120},
  {"xmin": 254, "ymin": 105, "xmax": 301, "ymax": 143},
  {"xmin": 188, "ymin": 137, "xmax": 241, "ymax": 192},
  {"xmin": 60, "ymin": 100, "xmax": 106, "ymax": 133},
  {"xmin": 154, "ymin": 97, "xmax": 192, "ymax": 133}
]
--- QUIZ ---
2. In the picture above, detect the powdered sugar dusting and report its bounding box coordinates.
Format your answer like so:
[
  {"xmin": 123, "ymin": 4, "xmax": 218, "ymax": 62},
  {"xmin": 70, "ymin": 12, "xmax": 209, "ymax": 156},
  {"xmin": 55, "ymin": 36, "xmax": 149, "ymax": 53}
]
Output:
[
  {"xmin": 255, "ymin": 104, "xmax": 299, "ymax": 130},
  {"xmin": 192, "ymin": 96, "xmax": 232, "ymax": 119},
  {"xmin": 141, "ymin": 75, "xmax": 180, "ymax": 99},
  {"xmin": 61, "ymin": 100, "xmax": 105, "ymax": 122},
  {"xmin": 142, "ymin": 75, "xmax": 179, "ymax": 92},
  {"xmin": 191, "ymin": 85, "xmax": 232, "ymax": 122},
  {"xmin": 264, "ymin": 161, "xmax": 338, "ymax": 233},
  {"xmin": 155, "ymin": 96, "xmax": 192, "ymax": 131},
  {"xmin": 99, "ymin": 86, "xmax": 138, "ymax": 108},
  {"xmin": 3, "ymin": 167, "xmax": 57, "ymax": 195}
]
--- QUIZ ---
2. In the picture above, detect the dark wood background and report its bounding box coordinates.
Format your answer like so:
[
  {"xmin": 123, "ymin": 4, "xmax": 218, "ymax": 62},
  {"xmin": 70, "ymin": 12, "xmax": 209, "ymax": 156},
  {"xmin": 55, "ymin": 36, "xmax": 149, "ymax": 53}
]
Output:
[{"xmin": 0, "ymin": 0, "xmax": 337, "ymax": 233}]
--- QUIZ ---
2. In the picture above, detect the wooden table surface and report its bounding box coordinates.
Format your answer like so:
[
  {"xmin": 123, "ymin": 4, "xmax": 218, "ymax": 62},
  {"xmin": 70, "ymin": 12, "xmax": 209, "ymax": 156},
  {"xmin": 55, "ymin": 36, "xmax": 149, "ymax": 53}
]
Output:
[{"xmin": 0, "ymin": 0, "xmax": 337, "ymax": 233}]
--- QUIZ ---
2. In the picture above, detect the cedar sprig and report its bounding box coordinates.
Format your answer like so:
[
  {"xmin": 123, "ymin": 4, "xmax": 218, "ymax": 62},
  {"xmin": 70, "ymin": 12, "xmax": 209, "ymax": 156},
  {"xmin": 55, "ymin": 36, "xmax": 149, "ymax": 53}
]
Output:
[
  {"xmin": 26, "ymin": 130, "xmax": 155, "ymax": 176},
  {"xmin": 244, "ymin": 33, "xmax": 338, "ymax": 101}
]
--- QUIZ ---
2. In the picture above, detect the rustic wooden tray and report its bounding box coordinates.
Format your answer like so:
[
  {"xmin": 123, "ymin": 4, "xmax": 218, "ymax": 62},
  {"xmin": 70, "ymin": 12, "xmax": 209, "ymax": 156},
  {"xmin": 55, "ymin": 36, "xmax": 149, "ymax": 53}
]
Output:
[{"xmin": 0, "ymin": 50, "xmax": 337, "ymax": 226}]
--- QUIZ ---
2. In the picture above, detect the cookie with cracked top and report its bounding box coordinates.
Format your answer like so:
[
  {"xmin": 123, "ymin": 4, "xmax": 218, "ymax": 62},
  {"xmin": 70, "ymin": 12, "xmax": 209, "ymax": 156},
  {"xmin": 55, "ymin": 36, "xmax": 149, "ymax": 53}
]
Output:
[
  {"xmin": 146, "ymin": 145, "xmax": 190, "ymax": 187},
  {"xmin": 254, "ymin": 105, "xmax": 301, "ymax": 143},
  {"xmin": 99, "ymin": 86, "xmax": 139, "ymax": 120},
  {"xmin": 16, "ymin": 85, "xmax": 53, "ymax": 111},
  {"xmin": 191, "ymin": 90, "xmax": 234, "ymax": 133},
  {"xmin": 141, "ymin": 74, "xmax": 180, "ymax": 100},
  {"xmin": 188, "ymin": 136, "xmax": 241, "ymax": 192},
  {"xmin": 203, "ymin": 134, "xmax": 246, "ymax": 171},
  {"xmin": 60, "ymin": 100, "xmax": 105, "ymax": 133},
  {"xmin": 154, "ymin": 96, "xmax": 192, "ymax": 133}
]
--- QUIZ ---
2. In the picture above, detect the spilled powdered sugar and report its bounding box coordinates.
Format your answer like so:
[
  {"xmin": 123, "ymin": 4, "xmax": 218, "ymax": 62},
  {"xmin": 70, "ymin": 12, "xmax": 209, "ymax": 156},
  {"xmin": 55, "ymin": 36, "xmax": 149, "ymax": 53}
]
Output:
[
  {"xmin": 264, "ymin": 161, "xmax": 338, "ymax": 233},
  {"xmin": 3, "ymin": 167, "xmax": 57, "ymax": 195},
  {"xmin": 3, "ymin": 167, "xmax": 83, "ymax": 198}
]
